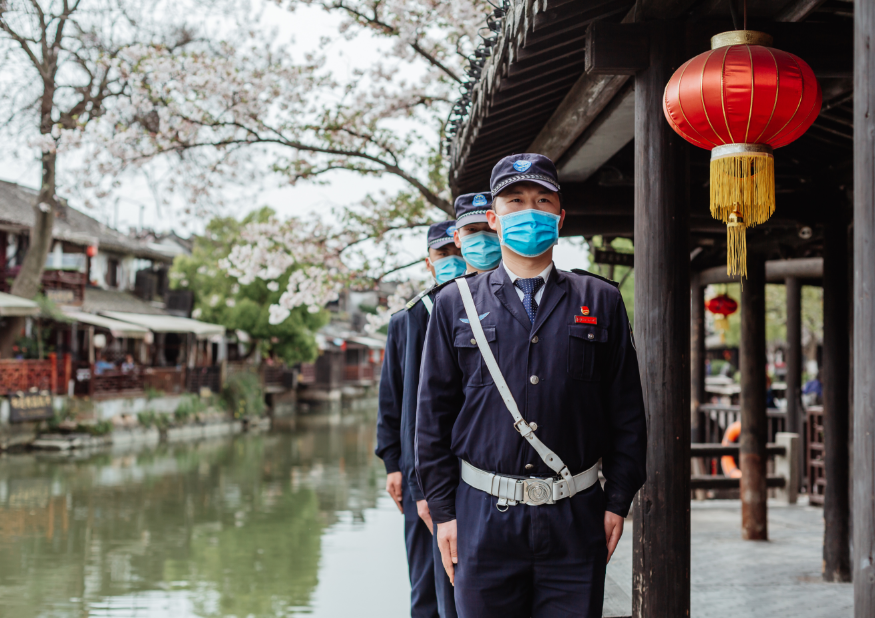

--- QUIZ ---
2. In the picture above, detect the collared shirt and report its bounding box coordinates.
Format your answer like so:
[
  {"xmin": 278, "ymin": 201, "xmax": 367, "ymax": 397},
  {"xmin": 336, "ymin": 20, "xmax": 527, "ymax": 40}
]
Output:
[
  {"xmin": 502, "ymin": 261, "xmax": 553, "ymax": 304},
  {"xmin": 374, "ymin": 310, "xmax": 407, "ymax": 474}
]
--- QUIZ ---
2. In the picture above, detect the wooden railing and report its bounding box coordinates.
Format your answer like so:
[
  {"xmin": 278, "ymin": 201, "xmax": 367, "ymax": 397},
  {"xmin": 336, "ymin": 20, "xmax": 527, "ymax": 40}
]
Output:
[
  {"xmin": 344, "ymin": 364, "xmax": 374, "ymax": 383},
  {"xmin": 806, "ymin": 407, "xmax": 825, "ymax": 506},
  {"xmin": 0, "ymin": 358, "xmax": 56, "ymax": 394},
  {"xmin": 72, "ymin": 362, "xmax": 145, "ymax": 397},
  {"xmin": 186, "ymin": 365, "xmax": 221, "ymax": 393},
  {"xmin": 697, "ymin": 403, "xmax": 789, "ymax": 444},
  {"xmin": 689, "ymin": 434, "xmax": 800, "ymax": 503},
  {"xmin": 299, "ymin": 363, "xmax": 316, "ymax": 384},
  {"xmin": 1, "ymin": 267, "xmax": 86, "ymax": 304},
  {"xmin": 143, "ymin": 367, "xmax": 187, "ymax": 394}
]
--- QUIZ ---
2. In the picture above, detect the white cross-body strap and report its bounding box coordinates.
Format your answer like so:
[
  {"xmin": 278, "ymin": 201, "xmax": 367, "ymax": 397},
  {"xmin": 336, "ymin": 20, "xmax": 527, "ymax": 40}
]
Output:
[
  {"xmin": 455, "ymin": 278, "xmax": 576, "ymax": 496},
  {"xmin": 422, "ymin": 295, "xmax": 433, "ymax": 315}
]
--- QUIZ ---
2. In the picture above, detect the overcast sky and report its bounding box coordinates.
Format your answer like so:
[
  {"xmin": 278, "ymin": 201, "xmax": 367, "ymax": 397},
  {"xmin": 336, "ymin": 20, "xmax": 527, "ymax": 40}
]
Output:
[{"xmin": 0, "ymin": 2, "xmax": 590, "ymax": 278}]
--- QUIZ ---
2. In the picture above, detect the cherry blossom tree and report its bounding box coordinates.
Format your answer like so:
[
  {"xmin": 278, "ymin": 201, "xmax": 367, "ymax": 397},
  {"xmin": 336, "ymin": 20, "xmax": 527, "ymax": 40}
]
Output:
[
  {"xmin": 0, "ymin": 0, "xmax": 223, "ymax": 355},
  {"xmin": 69, "ymin": 0, "xmax": 492, "ymax": 325}
]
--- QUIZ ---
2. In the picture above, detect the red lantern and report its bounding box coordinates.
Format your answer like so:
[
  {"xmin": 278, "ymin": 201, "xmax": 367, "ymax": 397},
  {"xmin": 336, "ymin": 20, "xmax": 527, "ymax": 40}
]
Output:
[
  {"xmin": 86, "ymin": 245, "xmax": 98, "ymax": 258},
  {"xmin": 663, "ymin": 31, "xmax": 822, "ymax": 277},
  {"xmin": 706, "ymin": 293, "xmax": 738, "ymax": 341}
]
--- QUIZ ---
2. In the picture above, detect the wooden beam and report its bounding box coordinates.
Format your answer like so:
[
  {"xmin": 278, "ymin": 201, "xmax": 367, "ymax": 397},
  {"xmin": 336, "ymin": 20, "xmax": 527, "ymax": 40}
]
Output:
[
  {"xmin": 822, "ymin": 212, "xmax": 851, "ymax": 582},
  {"xmin": 853, "ymin": 0, "xmax": 875, "ymax": 613},
  {"xmin": 527, "ymin": 73, "xmax": 630, "ymax": 161},
  {"xmin": 691, "ymin": 273, "xmax": 706, "ymax": 444},
  {"xmin": 690, "ymin": 475, "xmax": 787, "ymax": 490},
  {"xmin": 774, "ymin": 0, "xmax": 828, "ymax": 22},
  {"xmin": 585, "ymin": 21, "xmax": 649, "ymax": 75},
  {"xmin": 698, "ymin": 257, "xmax": 824, "ymax": 285},
  {"xmin": 785, "ymin": 276, "xmax": 804, "ymax": 490},
  {"xmin": 632, "ymin": 21, "xmax": 690, "ymax": 618},
  {"xmin": 740, "ymin": 252, "xmax": 768, "ymax": 541}
]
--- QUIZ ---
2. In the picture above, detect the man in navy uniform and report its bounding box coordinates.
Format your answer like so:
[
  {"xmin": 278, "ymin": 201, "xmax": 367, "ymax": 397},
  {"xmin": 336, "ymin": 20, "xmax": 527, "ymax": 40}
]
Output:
[
  {"xmin": 376, "ymin": 220, "xmax": 467, "ymax": 618},
  {"xmin": 415, "ymin": 154, "xmax": 647, "ymax": 617},
  {"xmin": 402, "ymin": 193, "xmax": 500, "ymax": 618}
]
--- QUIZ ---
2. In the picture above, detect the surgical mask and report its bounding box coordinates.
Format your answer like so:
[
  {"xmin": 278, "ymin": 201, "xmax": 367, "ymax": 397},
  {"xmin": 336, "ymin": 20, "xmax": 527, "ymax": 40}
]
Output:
[
  {"xmin": 460, "ymin": 231, "xmax": 501, "ymax": 271},
  {"xmin": 431, "ymin": 255, "xmax": 467, "ymax": 284},
  {"xmin": 497, "ymin": 209, "xmax": 560, "ymax": 258}
]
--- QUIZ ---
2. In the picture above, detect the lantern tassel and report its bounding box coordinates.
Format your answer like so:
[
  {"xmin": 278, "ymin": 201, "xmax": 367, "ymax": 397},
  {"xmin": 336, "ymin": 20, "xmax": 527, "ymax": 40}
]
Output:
[
  {"xmin": 726, "ymin": 213, "xmax": 747, "ymax": 279},
  {"xmin": 710, "ymin": 151, "xmax": 775, "ymax": 227}
]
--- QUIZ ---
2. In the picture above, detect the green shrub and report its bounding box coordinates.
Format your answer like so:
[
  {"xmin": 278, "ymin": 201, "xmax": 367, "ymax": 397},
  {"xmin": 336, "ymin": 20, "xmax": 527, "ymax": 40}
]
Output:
[
  {"xmin": 145, "ymin": 386, "xmax": 164, "ymax": 401},
  {"xmin": 76, "ymin": 420, "xmax": 113, "ymax": 436},
  {"xmin": 137, "ymin": 410, "xmax": 157, "ymax": 428},
  {"xmin": 174, "ymin": 395, "xmax": 206, "ymax": 423},
  {"xmin": 222, "ymin": 372, "xmax": 265, "ymax": 419}
]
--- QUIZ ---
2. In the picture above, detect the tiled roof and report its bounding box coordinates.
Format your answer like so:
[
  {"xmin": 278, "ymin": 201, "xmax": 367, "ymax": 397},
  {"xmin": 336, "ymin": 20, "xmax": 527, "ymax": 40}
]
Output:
[
  {"xmin": 0, "ymin": 180, "xmax": 172, "ymax": 262},
  {"xmin": 80, "ymin": 287, "xmax": 168, "ymax": 315}
]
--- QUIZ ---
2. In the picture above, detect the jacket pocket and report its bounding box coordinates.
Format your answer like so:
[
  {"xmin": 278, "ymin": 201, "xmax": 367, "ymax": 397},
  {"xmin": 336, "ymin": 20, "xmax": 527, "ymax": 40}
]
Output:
[
  {"xmin": 568, "ymin": 324, "xmax": 607, "ymax": 382},
  {"xmin": 454, "ymin": 327, "xmax": 497, "ymax": 387}
]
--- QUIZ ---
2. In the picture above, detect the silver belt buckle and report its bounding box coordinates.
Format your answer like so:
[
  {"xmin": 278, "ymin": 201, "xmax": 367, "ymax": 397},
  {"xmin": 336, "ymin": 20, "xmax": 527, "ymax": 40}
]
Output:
[{"xmin": 523, "ymin": 478, "xmax": 553, "ymax": 506}]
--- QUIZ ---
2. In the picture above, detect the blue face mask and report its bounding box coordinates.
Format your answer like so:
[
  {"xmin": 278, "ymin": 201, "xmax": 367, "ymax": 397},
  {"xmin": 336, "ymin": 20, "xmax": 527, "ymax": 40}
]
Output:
[
  {"xmin": 431, "ymin": 255, "xmax": 467, "ymax": 284},
  {"xmin": 460, "ymin": 231, "xmax": 501, "ymax": 271},
  {"xmin": 497, "ymin": 209, "xmax": 560, "ymax": 258}
]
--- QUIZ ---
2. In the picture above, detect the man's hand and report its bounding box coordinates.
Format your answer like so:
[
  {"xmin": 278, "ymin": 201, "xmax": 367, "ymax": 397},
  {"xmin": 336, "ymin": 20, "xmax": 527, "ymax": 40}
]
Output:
[
  {"xmin": 385, "ymin": 471, "xmax": 403, "ymax": 513},
  {"xmin": 436, "ymin": 520, "xmax": 458, "ymax": 585},
  {"xmin": 604, "ymin": 511, "xmax": 625, "ymax": 563},
  {"xmin": 417, "ymin": 500, "xmax": 434, "ymax": 534}
]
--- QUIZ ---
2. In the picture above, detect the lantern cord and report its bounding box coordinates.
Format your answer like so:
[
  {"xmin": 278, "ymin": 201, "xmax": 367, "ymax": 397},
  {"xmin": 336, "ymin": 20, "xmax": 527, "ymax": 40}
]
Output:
[
  {"xmin": 743, "ymin": 0, "xmax": 747, "ymax": 31},
  {"xmin": 710, "ymin": 154, "xmax": 775, "ymax": 226},
  {"xmin": 728, "ymin": 0, "xmax": 739, "ymax": 31}
]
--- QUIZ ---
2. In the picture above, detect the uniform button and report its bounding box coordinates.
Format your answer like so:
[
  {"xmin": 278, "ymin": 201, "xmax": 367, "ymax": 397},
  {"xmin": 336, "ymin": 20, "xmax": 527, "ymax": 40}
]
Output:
[
  {"xmin": 470, "ymin": 338, "xmax": 476, "ymax": 345},
  {"xmin": 531, "ymin": 336, "xmax": 539, "ymax": 344},
  {"xmin": 530, "ymin": 375, "xmax": 539, "ymax": 385},
  {"xmin": 587, "ymin": 333, "xmax": 594, "ymax": 340},
  {"xmin": 525, "ymin": 464, "xmax": 534, "ymax": 470}
]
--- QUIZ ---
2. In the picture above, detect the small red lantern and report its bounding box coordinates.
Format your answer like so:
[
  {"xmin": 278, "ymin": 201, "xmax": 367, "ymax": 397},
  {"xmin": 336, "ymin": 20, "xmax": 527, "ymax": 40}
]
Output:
[
  {"xmin": 663, "ymin": 31, "xmax": 822, "ymax": 277},
  {"xmin": 86, "ymin": 245, "xmax": 98, "ymax": 258},
  {"xmin": 706, "ymin": 293, "xmax": 738, "ymax": 341}
]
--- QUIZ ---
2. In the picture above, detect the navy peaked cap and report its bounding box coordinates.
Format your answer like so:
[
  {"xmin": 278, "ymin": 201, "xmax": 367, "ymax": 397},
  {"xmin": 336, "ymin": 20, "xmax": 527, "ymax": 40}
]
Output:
[
  {"xmin": 453, "ymin": 192, "xmax": 493, "ymax": 225},
  {"xmin": 427, "ymin": 220, "xmax": 457, "ymax": 249},
  {"xmin": 490, "ymin": 153, "xmax": 560, "ymax": 196}
]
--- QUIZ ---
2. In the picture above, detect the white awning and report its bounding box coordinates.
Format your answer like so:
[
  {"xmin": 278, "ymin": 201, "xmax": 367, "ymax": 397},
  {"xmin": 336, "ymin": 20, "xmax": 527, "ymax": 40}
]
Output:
[
  {"xmin": 63, "ymin": 311, "xmax": 151, "ymax": 339},
  {"xmin": 0, "ymin": 292, "xmax": 40, "ymax": 317},
  {"xmin": 348, "ymin": 335, "xmax": 386, "ymax": 350},
  {"xmin": 100, "ymin": 311, "xmax": 225, "ymax": 340}
]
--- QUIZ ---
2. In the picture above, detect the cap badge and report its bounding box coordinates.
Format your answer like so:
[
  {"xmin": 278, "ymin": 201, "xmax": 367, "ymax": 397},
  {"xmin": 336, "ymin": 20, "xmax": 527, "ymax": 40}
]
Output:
[
  {"xmin": 446, "ymin": 225, "xmax": 456, "ymax": 235},
  {"xmin": 512, "ymin": 160, "xmax": 532, "ymax": 172},
  {"xmin": 581, "ymin": 306, "xmax": 590, "ymax": 315},
  {"xmin": 472, "ymin": 194, "xmax": 488, "ymax": 207}
]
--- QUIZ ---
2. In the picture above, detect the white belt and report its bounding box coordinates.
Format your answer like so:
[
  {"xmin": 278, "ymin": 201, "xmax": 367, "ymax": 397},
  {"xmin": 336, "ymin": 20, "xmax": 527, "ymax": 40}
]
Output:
[{"xmin": 461, "ymin": 460, "xmax": 600, "ymax": 509}]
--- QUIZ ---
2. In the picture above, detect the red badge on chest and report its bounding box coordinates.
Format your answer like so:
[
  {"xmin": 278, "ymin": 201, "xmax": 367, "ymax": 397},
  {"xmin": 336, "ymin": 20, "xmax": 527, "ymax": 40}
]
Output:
[
  {"xmin": 575, "ymin": 316, "xmax": 597, "ymax": 324},
  {"xmin": 581, "ymin": 306, "xmax": 590, "ymax": 315}
]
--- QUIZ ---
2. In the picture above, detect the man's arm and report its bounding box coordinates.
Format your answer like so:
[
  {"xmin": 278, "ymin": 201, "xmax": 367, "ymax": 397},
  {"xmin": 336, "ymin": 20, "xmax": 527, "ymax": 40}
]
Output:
[
  {"xmin": 375, "ymin": 312, "xmax": 407, "ymax": 476},
  {"xmin": 401, "ymin": 300, "xmax": 429, "ymax": 504},
  {"xmin": 601, "ymin": 292, "xmax": 648, "ymax": 518},
  {"xmin": 415, "ymin": 290, "xmax": 465, "ymax": 524}
]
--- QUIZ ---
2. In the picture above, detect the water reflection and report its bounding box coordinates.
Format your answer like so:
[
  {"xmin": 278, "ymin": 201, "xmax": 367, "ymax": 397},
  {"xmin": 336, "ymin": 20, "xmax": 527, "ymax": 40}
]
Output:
[{"xmin": 0, "ymin": 408, "xmax": 408, "ymax": 617}]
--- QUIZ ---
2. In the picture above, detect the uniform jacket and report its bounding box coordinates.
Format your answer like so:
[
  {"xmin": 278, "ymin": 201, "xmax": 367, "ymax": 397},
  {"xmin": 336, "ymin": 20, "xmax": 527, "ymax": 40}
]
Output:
[
  {"xmin": 401, "ymin": 289, "xmax": 437, "ymax": 503},
  {"xmin": 375, "ymin": 309, "xmax": 407, "ymax": 474},
  {"xmin": 415, "ymin": 264, "xmax": 646, "ymax": 523}
]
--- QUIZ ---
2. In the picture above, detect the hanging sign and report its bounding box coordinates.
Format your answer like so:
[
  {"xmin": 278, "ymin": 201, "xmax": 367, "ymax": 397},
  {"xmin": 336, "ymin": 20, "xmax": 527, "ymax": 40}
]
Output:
[{"xmin": 8, "ymin": 390, "xmax": 54, "ymax": 423}]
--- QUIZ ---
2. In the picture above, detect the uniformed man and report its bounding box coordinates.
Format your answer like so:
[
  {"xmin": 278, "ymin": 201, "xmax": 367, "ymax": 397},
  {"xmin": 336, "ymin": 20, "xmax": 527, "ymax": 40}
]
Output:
[
  {"xmin": 375, "ymin": 220, "xmax": 465, "ymax": 618},
  {"xmin": 415, "ymin": 154, "xmax": 647, "ymax": 617},
  {"xmin": 402, "ymin": 193, "xmax": 500, "ymax": 618}
]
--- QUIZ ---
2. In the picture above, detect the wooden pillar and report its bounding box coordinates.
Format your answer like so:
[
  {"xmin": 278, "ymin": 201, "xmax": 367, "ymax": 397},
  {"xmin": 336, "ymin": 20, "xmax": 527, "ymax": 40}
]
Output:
[
  {"xmin": 632, "ymin": 21, "xmax": 691, "ymax": 618},
  {"xmin": 785, "ymin": 276, "xmax": 804, "ymax": 488},
  {"xmin": 823, "ymin": 213, "xmax": 851, "ymax": 581},
  {"xmin": 740, "ymin": 253, "xmax": 767, "ymax": 540},
  {"xmin": 854, "ymin": 0, "xmax": 875, "ymax": 611},
  {"xmin": 691, "ymin": 272, "xmax": 706, "ymax": 444}
]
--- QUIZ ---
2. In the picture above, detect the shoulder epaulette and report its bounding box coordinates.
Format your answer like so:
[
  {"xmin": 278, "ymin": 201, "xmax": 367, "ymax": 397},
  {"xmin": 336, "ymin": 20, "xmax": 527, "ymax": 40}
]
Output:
[
  {"xmin": 405, "ymin": 284, "xmax": 438, "ymax": 310},
  {"xmin": 570, "ymin": 268, "xmax": 619, "ymax": 288}
]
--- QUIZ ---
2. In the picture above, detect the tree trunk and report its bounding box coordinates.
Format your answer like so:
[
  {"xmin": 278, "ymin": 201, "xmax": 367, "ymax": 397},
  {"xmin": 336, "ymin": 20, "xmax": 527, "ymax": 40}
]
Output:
[{"xmin": 0, "ymin": 146, "xmax": 58, "ymax": 357}]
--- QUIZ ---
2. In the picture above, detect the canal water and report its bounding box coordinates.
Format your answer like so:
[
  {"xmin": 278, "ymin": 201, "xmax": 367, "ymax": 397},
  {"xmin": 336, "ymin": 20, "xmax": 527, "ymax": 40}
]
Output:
[{"xmin": 0, "ymin": 406, "xmax": 411, "ymax": 617}]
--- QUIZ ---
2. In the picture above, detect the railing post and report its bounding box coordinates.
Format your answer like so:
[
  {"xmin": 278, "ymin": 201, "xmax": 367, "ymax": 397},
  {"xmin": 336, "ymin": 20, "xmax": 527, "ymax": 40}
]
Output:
[
  {"xmin": 49, "ymin": 353, "xmax": 57, "ymax": 394},
  {"xmin": 774, "ymin": 432, "xmax": 799, "ymax": 505}
]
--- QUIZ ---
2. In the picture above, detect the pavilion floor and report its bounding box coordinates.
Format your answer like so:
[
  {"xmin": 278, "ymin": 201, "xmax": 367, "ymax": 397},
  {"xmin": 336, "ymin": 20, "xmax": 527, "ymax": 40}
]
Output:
[{"xmin": 605, "ymin": 498, "xmax": 854, "ymax": 618}]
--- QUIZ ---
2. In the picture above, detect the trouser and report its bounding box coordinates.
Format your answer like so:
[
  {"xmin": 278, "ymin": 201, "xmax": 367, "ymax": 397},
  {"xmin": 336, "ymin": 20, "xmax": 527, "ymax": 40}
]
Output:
[
  {"xmin": 403, "ymin": 477, "xmax": 439, "ymax": 618},
  {"xmin": 453, "ymin": 481, "xmax": 608, "ymax": 618},
  {"xmin": 433, "ymin": 523, "xmax": 459, "ymax": 618}
]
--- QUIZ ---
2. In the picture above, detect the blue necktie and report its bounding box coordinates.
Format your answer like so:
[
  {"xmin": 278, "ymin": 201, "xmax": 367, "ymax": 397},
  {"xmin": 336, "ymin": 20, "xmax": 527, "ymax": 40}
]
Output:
[{"xmin": 514, "ymin": 277, "xmax": 545, "ymax": 323}]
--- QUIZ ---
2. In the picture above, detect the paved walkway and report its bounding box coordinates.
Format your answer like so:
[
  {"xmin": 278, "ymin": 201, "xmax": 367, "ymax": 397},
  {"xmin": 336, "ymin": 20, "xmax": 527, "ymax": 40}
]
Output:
[{"xmin": 604, "ymin": 498, "xmax": 853, "ymax": 618}]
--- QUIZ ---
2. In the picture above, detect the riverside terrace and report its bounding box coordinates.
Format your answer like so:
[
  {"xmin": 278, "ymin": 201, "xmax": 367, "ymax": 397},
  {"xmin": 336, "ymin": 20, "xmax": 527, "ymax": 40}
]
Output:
[{"xmin": 447, "ymin": 1, "xmax": 871, "ymax": 616}]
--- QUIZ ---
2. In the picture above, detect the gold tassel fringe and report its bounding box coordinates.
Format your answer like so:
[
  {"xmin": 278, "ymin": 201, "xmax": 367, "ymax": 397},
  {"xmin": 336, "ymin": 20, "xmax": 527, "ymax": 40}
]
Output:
[
  {"xmin": 726, "ymin": 214, "xmax": 747, "ymax": 279},
  {"xmin": 710, "ymin": 153, "xmax": 775, "ymax": 227}
]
